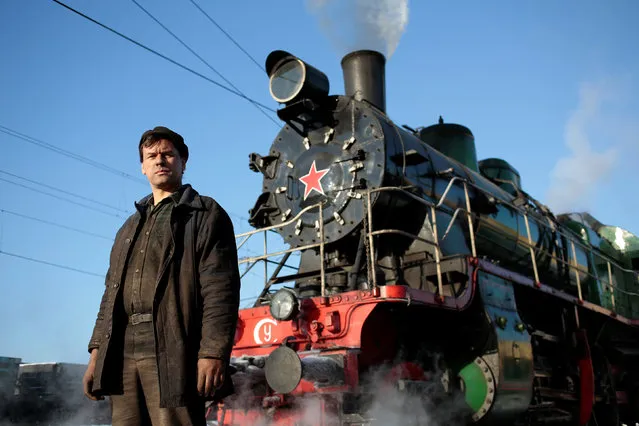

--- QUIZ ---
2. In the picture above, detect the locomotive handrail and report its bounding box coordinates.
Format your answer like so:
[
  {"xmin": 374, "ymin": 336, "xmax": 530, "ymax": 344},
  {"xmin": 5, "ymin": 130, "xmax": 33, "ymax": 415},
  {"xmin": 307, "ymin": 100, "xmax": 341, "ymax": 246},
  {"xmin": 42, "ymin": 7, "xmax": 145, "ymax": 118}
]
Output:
[
  {"xmin": 234, "ymin": 200, "xmax": 328, "ymax": 298},
  {"xmin": 366, "ymin": 190, "xmax": 376, "ymax": 288},
  {"xmin": 459, "ymin": 178, "xmax": 637, "ymax": 278},
  {"xmin": 361, "ymin": 185, "xmax": 464, "ymax": 298},
  {"xmin": 403, "ymin": 173, "xmax": 637, "ymax": 279},
  {"xmin": 368, "ymin": 229, "xmax": 438, "ymax": 246},
  {"xmin": 523, "ymin": 212, "xmax": 541, "ymax": 287},
  {"xmin": 234, "ymin": 175, "xmax": 638, "ymax": 308},
  {"xmin": 234, "ymin": 201, "xmax": 325, "ymax": 239},
  {"xmin": 413, "ymin": 173, "xmax": 639, "ymax": 294},
  {"xmin": 472, "ymin": 212, "xmax": 638, "ymax": 300},
  {"xmin": 362, "ymin": 184, "xmax": 639, "ymax": 304}
]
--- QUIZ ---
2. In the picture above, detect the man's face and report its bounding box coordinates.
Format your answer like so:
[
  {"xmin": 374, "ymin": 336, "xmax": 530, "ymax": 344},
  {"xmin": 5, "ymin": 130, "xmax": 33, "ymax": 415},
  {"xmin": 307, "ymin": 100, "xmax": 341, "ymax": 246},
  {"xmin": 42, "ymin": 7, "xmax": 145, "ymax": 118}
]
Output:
[{"xmin": 141, "ymin": 139, "xmax": 186, "ymax": 190}]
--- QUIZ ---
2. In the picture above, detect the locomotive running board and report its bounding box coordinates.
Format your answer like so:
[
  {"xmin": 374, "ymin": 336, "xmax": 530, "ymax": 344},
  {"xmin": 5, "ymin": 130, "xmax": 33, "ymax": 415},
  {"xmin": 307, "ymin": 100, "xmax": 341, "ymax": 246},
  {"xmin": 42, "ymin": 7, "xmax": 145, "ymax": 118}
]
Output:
[{"xmin": 476, "ymin": 258, "xmax": 639, "ymax": 328}]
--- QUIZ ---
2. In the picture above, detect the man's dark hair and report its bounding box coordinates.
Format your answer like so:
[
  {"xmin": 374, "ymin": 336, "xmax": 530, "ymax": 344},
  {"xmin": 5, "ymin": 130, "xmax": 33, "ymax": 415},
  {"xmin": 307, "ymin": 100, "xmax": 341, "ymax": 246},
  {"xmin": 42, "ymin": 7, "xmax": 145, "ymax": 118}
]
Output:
[{"xmin": 138, "ymin": 126, "xmax": 189, "ymax": 163}]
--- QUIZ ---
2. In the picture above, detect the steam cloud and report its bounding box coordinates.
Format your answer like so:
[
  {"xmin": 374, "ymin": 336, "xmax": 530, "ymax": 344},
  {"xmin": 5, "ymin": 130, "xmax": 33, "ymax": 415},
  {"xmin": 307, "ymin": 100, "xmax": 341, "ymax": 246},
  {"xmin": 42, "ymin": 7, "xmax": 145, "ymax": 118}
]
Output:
[
  {"xmin": 222, "ymin": 353, "xmax": 469, "ymax": 426},
  {"xmin": 307, "ymin": 0, "xmax": 409, "ymax": 59},
  {"xmin": 545, "ymin": 81, "xmax": 619, "ymax": 213}
]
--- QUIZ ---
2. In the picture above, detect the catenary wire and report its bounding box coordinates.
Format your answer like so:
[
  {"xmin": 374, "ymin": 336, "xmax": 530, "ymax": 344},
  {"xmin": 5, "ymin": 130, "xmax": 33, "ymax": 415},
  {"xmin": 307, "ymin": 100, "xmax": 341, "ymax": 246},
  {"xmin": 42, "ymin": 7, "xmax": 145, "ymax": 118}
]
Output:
[
  {"xmin": 7, "ymin": 0, "xmax": 288, "ymax": 294},
  {"xmin": 0, "ymin": 128, "xmax": 284, "ymax": 238},
  {"xmin": 51, "ymin": 0, "xmax": 278, "ymax": 115},
  {"xmin": 0, "ymin": 209, "xmax": 113, "ymax": 241},
  {"xmin": 0, "ymin": 170, "xmax": 132, "ymax": 214},
  {"xmin": 0, "ymin": 250, "xmax": 104, "ymax": 278},
  {"xmin": 0, "ymin": 249, "xmax": 272, "ymax": 304},
  {"xmin": 0, "ymin": 177, "xmax": 125, "ymax": 219},
  {"xmin": 1, "ymin": 126, "xmax": 266, "ymax": 225},
  {"xmin": 0, "ymin": 125, "xmax": 147, "ymax": 185},
  {"xmin": 186, "ymin": 0, "xmax": 264, "ymax": 72},
  {"xmin": 130, "ymin": 0, "xmax": 278, "ymax": 126}
]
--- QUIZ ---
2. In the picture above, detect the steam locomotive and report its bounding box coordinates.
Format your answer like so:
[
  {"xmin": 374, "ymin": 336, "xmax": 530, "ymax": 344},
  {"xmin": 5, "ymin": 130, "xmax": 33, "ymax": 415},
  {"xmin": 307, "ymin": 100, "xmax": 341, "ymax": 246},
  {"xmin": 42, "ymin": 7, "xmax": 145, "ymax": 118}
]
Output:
[{"xmin": 212, "ymin": 49, "xmax": 639, "ymax": 425}]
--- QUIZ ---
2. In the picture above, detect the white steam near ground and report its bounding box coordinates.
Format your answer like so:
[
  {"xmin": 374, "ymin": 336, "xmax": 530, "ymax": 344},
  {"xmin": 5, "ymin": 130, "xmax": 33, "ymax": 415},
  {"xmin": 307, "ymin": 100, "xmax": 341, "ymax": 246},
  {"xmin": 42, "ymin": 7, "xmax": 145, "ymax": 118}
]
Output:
[
  {"xmin": 306, "ymin": 0, "xmax": 409, "ymax": 59},
  {"xmin": 224, "ymin": 358, "xmax": 469, "ymax": 426},
  {"xmin": 545, "ymin": 79, "xmax": 635, "ymax": 215},
  {"xmin": 354, "ymin": 363, "xmax": 469, "ymax": 426}
]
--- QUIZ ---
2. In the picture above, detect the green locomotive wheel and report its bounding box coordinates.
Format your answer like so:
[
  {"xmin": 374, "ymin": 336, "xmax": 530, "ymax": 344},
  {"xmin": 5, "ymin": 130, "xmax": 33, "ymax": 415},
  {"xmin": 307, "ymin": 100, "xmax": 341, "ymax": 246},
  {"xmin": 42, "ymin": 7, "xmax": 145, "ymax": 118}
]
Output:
[{"xmin": 458, "ymin": 356, "xmax": 496, "ymax": 422}]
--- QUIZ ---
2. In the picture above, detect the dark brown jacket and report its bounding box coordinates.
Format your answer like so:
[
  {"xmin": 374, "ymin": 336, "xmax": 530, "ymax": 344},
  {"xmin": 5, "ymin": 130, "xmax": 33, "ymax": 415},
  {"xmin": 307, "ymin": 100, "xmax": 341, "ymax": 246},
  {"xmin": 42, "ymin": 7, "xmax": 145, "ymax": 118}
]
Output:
[{"xmin": 87, "ymin": 184, "xmax": 241, "ymax": 407}]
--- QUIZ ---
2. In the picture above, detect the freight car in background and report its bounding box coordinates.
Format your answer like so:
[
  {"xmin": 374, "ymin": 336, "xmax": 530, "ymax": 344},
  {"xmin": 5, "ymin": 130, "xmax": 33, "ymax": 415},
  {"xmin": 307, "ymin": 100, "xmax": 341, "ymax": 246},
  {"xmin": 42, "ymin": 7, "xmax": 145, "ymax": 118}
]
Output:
[
  {"xmin": 2, "ymin": 360, "xmax": 111, "ymax": 425},
  {"xmin": 0, "ymin": 356, "xmax": 21, "ymax": 418}
]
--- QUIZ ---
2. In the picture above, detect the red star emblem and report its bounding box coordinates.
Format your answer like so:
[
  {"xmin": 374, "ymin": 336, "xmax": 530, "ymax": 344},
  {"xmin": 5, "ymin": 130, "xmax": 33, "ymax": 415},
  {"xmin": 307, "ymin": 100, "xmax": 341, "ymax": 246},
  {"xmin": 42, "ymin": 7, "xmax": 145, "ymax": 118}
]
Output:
[{"xmin": 299, "ymin": 160, "xmax": 329, "ymax": 200}]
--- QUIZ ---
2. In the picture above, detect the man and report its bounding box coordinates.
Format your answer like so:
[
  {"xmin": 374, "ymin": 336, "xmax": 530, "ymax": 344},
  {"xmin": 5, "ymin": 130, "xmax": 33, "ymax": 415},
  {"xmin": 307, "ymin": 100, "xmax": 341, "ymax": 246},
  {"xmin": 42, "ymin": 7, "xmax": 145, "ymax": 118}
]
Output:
[{"xmin": 82, "ymin": 126, "xmax": 241, "ymax": 425}]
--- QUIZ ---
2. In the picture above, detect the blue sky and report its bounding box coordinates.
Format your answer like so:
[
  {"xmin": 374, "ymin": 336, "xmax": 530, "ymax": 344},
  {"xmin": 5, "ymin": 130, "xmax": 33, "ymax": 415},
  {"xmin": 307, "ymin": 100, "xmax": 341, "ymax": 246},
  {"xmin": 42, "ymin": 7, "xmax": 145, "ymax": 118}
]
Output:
[{"xmin": 1, "ymin": 0, "xmax": 637, "ymax": 364}]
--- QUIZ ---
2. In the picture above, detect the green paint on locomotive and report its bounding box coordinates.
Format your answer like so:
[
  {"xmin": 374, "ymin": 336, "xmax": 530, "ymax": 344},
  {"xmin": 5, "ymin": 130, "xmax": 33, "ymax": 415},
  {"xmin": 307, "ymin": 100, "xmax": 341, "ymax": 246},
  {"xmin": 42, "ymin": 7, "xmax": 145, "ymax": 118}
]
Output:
[
  {"xmin": 418, "ymin": 118, "xmax": 479, "ymax": 172},
  {"xmin": 409, "ymin": 119, "xmax": 639, "ymax": 320},
  {"xmin": 459, "ymin": 271, "xmax": 534, "ymax": 423},
  {"xmin": 557, "ymin": 213, "xmax": 639, "ymax": 318},
  {"xmin": 458, "ymin": 361, "xmax": 489, "ymax": 414},
  {"xmin": 478, "ymin": 158, "xmax": 522, "ymax": 197}
]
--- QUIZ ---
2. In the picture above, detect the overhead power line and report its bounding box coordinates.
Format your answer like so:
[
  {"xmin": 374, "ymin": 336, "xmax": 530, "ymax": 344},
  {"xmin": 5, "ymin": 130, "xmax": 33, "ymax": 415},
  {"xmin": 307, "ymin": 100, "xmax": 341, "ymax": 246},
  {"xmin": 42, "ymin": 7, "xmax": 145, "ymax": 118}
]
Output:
[
  {"xmin": 130, "ymin": 0, "xmax": 278, "ymax": 126},
  {"xmin": 0, "ymin": 250, "xmax": 104, "ymax": 278},
  {"xmin": 0, "ymin": 209, "xmax": 113, "ymax": 241},
  {"xmin": 0, "ymin": 249, "xmax": 280, "ymax": 296},
  {"xmin": 187, "ymin": 0, "xmax": 264, "ymax": 73},
  {"xmin": 51, "ymin": 0, "xmax": 278, "ymax": 116},
  {"xmin": 0, "ymin": 176, "xmax": 126, "ymax": 219},
  {"xmin": 0, "ymin": 170, "xmax": 131, "ymax": 215},
  {"xmin": 0, "ymin": 125, "xmax": 146, "ymax": 185}
]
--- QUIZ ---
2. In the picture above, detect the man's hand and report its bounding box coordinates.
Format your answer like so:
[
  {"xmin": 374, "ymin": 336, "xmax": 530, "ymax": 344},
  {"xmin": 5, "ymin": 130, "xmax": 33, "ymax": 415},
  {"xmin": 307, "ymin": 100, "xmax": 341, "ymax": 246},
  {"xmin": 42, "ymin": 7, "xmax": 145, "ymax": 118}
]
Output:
[
  {"xmin": 83, "ymin": 349, "xmax": 103, "ymax": 401},
  {"xmin": 197, "ymin": 358, "xmax": 225, "ymax": 398}
]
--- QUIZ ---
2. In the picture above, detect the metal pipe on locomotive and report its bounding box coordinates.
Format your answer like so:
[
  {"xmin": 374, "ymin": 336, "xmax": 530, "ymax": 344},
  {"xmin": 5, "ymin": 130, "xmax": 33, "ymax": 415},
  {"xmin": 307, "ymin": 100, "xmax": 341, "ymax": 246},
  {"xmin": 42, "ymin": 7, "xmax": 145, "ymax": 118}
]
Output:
[{"xmin": 211, "ymin": 49, "xmax": 639, "ymax": 425}]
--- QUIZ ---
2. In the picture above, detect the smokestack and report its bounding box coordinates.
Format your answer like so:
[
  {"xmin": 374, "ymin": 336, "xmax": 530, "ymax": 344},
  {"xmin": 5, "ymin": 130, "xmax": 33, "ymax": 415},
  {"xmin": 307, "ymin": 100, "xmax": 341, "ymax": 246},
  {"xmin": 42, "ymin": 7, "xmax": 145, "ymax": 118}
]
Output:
[{"xmin": 341, "ymin": 50, "xmax": 386, "ymax": 113}]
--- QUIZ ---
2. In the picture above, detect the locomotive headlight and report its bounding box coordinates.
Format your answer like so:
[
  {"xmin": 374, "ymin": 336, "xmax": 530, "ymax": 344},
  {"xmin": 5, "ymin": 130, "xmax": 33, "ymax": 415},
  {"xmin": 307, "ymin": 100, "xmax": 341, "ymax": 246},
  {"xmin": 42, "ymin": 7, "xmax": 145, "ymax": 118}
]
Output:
[
  {"xmin": 265, "ymin": 50, "xmax": 329, "ymax": 105},
  {"xmin": 269, "ymin": 58, "xmax": 305, "ymax": 103},
  {"xmin": 269, "ymin": 288, "xmax": 299, "ymax": 321}
]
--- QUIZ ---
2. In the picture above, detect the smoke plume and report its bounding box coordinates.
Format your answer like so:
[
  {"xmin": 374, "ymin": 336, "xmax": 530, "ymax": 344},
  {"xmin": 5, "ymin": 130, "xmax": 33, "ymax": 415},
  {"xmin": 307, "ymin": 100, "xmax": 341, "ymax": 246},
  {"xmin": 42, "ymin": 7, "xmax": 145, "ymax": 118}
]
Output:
[
  {"xmin": 545, "ymin": 81, "xmax": 619, "ymax": 214},
  {"xmin": 306, "ymin": 0, "xmax": 409, "ymax": 59}
]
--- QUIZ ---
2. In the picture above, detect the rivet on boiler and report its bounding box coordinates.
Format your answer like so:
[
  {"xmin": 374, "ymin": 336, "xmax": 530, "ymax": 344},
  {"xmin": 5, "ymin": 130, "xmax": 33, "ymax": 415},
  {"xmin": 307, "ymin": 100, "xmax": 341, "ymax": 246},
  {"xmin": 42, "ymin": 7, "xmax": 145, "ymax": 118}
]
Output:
[
  {"xmin": 324, "ymin": 128, "xmax": 335, "ymax": 143},
  {"xmin": 343, "ymin": 136, "xmax": 356, "ymax": 150},
  {"xmin": 349, "ymin": 162, "xmax": 364, "ymax": 173}
]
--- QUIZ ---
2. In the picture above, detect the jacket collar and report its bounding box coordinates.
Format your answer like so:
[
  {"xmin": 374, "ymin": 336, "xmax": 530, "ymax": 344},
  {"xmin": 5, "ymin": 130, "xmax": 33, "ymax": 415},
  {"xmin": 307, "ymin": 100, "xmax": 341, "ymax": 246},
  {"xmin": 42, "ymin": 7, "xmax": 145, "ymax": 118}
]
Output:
[{"xmin": 134, "ymin": 184, "xmax": 205, "ymax": 214}]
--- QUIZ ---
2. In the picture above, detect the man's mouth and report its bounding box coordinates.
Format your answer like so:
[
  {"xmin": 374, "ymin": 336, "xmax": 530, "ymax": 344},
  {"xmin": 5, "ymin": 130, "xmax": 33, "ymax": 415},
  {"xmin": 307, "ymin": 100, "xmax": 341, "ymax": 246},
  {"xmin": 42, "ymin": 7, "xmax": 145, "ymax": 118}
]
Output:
[{"xmin": 156, "ymin": 170, "xmax": 170, "ymax": 175}]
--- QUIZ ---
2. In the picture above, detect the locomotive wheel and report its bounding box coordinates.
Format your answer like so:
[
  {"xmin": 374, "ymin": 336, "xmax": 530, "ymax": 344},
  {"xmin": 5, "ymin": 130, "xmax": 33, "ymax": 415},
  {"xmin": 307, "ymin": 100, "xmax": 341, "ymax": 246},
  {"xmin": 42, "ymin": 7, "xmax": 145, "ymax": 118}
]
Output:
[
  {"xmin": 587, "ymin": 347, "xmax": 619, "ymax": 426},
  {"xmin": 457, "ymin": 356, "xmax": 496, "ymax": 423}
]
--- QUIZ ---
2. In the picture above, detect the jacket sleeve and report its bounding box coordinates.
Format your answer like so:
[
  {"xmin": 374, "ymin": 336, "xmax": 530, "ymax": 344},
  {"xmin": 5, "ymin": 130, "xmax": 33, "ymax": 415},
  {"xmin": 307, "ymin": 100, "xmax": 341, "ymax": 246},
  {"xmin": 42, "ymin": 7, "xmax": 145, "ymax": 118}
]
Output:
[
  {"xmin": 87, "ymin": 218, "xmax": 130, "ymax": 354},
  {"xmin": 87, "ymin": 278, "xmax": 110, "ymax": 353},
  {"xmin": 197, "ymin": 203, "xmax": 241, "ymax": 361}
]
